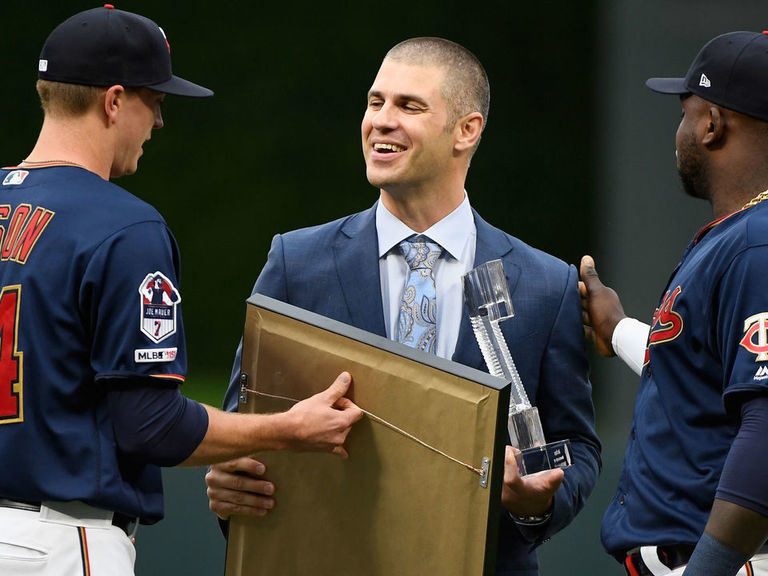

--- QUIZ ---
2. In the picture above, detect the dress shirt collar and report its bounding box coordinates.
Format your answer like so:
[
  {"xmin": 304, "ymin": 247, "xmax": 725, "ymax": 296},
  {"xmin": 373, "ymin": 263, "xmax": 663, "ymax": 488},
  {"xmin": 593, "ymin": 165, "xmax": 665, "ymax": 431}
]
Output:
[{"xmin": 376, "ymin": 193, "xmax": 474, "ymax": 261}]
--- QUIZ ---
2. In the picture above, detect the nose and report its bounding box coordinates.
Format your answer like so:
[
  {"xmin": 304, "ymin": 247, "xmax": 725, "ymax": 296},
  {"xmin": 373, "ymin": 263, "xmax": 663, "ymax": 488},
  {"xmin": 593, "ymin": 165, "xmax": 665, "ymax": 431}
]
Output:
[
  {"xmin": 154, "ymin": 105, "xmax": 164, "ymax": 129},
  {"xmin": 370, "ymin": 102, "xmax": 397, "ymax": 131}
]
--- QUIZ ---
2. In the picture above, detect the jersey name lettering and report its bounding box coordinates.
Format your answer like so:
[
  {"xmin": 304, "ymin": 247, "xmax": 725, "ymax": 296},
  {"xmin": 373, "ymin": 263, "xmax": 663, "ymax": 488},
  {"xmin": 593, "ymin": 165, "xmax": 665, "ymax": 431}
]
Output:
[
  {"xmin": 0, "ymin": 286, "xmax": 23, "ymax": 423},
  {"xmin": 144, "ymin": 306, "xmax": 172, "ymax": 319},
  {"xmin": 0, "ymin": 203, "xmax": 55, "ymax": 264}
]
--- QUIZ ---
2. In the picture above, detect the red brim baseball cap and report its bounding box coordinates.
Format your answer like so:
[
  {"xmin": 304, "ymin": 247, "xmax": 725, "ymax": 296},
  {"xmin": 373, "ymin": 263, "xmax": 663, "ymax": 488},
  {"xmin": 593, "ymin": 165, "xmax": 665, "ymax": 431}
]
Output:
[{"xmin": 38, "ymin": 4, "xmax": 213, "ymax": 98}]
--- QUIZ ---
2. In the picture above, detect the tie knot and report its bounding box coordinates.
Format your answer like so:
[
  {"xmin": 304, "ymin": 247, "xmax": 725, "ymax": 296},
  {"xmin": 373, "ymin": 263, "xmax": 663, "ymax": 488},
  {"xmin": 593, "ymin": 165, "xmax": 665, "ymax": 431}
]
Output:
[{"xmin": 399, "ymin": 235, "xmax": 442, "ymax": 271}]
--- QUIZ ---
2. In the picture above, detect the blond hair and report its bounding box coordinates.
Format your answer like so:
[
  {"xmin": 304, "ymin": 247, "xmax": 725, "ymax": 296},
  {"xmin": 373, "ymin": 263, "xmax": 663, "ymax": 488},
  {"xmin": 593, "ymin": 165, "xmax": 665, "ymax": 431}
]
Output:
[{"xmin": 36, "ymin": 79, "xmax": 104, "ymax": 117}]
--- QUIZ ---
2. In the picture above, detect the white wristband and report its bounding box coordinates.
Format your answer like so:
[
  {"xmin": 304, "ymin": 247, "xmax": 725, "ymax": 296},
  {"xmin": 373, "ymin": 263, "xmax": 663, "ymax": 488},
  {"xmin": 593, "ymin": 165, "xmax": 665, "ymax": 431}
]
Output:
[{"xmin": 611, "ymin": 317, "xmax": 650, "ymax": 377}]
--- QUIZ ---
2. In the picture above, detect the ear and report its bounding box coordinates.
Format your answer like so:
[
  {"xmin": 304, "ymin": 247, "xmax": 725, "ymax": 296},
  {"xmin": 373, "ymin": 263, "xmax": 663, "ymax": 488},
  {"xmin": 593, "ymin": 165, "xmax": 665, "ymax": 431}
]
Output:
[
  {"xmin": 103, "ymin": 85, "xmax": 126, "ymax": 125},
  {"xmin": 454, "ymin": 111, "xmax": 484, "ymax": 153},
  {"xmin": 702, "ymin": 105, "xmax": 725, "ymax": 148}
]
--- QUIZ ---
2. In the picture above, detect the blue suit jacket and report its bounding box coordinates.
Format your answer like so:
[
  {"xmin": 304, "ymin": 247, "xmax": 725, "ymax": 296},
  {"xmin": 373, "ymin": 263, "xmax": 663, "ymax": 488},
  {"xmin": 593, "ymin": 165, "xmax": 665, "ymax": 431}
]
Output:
[{"xmin": 224, "ymin": 203, "xmax": 601, "ymax": 576}]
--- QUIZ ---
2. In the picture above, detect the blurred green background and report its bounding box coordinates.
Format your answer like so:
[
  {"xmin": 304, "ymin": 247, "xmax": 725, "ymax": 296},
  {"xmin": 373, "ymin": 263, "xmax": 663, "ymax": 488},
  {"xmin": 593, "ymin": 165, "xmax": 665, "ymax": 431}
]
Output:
[
  {"xmin": 2, "ymin": 1, "xmax": 767, "ymax": 574},
  {"xmin": 3, "ymin": 0, "xmax": 599, "ymax": 378}
]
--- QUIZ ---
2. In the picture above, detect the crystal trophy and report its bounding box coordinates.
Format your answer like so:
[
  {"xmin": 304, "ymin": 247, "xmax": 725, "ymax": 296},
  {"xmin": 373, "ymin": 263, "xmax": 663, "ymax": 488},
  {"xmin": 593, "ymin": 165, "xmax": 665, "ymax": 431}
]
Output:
[{"xmin": 462, "ymin": 259, "xmax": 572, "ymax": 475}]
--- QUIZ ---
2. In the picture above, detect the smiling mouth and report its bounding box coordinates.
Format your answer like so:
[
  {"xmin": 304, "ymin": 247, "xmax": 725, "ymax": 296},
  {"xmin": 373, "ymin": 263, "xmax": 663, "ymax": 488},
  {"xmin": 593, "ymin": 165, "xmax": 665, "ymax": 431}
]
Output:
[{"xmin": 373, "ymin": 142, "xmax": 406, "ymax": 153}]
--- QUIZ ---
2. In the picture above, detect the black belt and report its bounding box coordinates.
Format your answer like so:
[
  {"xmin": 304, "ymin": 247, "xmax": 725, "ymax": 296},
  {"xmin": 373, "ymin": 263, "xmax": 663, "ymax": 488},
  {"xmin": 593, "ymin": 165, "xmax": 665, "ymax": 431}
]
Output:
[
  {"xmin": 0, "ymin": 498, "xmax": 137, "ymax": 537},
  {"xmin": 625, "ymin": 544, "xmax": 696, "ymax": 576}
]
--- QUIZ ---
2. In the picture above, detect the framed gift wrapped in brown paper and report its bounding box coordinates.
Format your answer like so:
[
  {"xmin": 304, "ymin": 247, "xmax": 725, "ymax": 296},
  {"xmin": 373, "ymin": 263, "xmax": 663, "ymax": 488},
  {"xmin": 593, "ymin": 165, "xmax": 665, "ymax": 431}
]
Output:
[{"xmin": 224, "ymin": 294, "xmax": 510, "ymax": 576}]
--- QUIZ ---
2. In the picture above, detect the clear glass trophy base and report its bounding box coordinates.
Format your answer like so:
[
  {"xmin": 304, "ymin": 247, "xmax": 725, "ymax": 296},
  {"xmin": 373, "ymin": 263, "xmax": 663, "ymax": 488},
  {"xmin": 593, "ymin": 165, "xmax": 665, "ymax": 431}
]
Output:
[
  {"xmin": 508, "ymin": 406, "xmax": 546, "ymax": 449},
  {"xmin": 509, "ymin": 407, "xmax": 572, "ymax": 476},
  {"xmin": 515, "ymin": 439, "xmax": 572, "ymax": 476}
]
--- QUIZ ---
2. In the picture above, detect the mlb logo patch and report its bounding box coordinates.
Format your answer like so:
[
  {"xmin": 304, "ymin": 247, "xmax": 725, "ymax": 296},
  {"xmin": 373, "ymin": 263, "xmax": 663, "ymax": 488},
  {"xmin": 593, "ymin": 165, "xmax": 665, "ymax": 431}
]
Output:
[
  {"xmin": 3, "ymin": 170, "xmax": 29, "ymax": 186},
  {"xmin": 134, "ymin": 347, "xmax": 178, "ymax": 363},
  {"xmin": 138, "ymin": 271, "xmax": 181, "ymax": 343}
]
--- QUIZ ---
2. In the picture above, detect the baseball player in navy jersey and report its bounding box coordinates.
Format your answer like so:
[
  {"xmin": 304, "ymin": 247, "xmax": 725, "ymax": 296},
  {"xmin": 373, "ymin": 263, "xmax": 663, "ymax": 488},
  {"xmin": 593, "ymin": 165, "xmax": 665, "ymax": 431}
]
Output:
[
  {"xmin": 579, "ymin": 31, "xmax": 768, "ymax": 576},
  {"xmin": 0, "ymin": 6, "xmax": 361, "ymax": 575}
]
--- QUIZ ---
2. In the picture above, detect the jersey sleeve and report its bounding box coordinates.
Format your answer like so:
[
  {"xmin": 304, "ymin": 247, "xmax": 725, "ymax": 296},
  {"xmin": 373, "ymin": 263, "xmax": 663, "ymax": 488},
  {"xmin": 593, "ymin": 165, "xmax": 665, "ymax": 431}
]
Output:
[
  {"xmin": 718, "ymin": 245, "xmax": 768, "ymax": 404},
  {"xmin": 82, "ymin": 220, "xmax": 187, "ymax": 386}
]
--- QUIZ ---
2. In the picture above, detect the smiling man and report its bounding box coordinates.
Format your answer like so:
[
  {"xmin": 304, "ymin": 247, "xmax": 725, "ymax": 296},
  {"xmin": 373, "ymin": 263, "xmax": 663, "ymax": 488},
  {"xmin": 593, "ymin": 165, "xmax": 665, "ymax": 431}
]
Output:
[{"xmin": 208, "ymin": 37, "xmax": 601, "ymax": 575}]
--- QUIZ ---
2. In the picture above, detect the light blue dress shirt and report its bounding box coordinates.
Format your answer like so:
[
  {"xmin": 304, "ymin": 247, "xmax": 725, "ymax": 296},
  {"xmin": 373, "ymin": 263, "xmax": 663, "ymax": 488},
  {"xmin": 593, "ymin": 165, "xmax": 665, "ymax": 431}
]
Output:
[{"xmin": 376, "ymin": 193, "xmax": 477, "ymax": 359}]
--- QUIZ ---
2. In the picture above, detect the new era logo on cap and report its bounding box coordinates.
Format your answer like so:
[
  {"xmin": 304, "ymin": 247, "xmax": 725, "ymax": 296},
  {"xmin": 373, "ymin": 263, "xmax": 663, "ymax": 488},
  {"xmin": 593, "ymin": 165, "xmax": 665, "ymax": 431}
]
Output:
[{"xmin": 645, "ymin": 31, "xmax": 768, "ymax": 122}]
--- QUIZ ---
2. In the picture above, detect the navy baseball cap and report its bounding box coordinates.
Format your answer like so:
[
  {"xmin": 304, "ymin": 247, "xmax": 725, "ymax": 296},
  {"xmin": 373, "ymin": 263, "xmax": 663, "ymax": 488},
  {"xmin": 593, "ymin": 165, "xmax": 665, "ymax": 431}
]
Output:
[
  {"xmin": 37, "ymin": 4, "xmax": 213, "ymax": 97},
  {"xmin": 646, "ymin": 31, "xmax": 768, "ymax": 122}
]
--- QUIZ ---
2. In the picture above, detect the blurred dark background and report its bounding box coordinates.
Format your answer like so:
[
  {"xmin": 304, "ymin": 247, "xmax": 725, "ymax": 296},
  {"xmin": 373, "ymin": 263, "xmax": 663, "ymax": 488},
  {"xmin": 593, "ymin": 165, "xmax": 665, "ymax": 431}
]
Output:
[
  {"xmin": 2, "ymin": 0, "xmax": 598, "ymax": 380},
  {"xmin": 2, "ymin": 1, "xmax": 766, "ymax": 574}
]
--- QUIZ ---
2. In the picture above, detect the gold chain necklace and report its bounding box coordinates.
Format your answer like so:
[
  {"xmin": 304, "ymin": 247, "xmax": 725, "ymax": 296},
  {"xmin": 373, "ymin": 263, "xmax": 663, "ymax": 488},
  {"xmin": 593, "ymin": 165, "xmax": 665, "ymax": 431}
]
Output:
[{"xmin": 742, "ymin": 190, "xmax": 768, "ymax": 210}]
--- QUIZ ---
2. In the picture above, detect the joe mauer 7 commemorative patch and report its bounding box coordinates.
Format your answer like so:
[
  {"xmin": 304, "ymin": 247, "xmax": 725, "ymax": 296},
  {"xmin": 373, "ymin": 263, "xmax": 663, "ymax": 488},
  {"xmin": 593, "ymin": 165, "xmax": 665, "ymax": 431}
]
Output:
[{"xmin": 138, "ymin": 271, "xmax": 181, "ymax": 343}]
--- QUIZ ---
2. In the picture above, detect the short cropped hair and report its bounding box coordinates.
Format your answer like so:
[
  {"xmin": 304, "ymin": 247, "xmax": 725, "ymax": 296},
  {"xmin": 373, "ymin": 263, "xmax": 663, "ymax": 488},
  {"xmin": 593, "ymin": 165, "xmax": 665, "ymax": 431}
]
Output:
[
  {"xmin": 36, "ymin": 79, "xmax": 104, "ymax": 117},
  {"xmin": 384, "ymin": 37, "xmax": 490, "ymax": 132}
]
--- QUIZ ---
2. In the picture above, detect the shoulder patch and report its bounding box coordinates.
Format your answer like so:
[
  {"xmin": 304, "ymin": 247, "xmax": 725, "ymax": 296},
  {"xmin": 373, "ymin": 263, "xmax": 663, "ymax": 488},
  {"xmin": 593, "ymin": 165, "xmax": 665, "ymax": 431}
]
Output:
[
  {"xmin": 740, "ymin": 312, "xmax": 768, "ymax": 362},
  {"xmin": 138, "ymin": 271, "xmax": 181, "ymax": 343},
  {"xmin": 134, "ymin": 347, "xmax": 178, "ymax": 363}
]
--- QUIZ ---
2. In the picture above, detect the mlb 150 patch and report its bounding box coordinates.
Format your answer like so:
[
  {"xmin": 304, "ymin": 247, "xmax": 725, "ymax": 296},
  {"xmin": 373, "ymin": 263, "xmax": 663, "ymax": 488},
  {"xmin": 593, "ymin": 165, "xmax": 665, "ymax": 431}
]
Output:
[{"xmin": 134, "ymin": 347, "xmax": 178, "ymax": 363}]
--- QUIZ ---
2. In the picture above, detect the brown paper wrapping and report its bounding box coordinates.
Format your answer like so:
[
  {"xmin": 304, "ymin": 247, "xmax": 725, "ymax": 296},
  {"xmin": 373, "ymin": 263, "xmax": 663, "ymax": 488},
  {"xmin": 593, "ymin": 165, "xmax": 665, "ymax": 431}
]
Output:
[{"xmin": 225, "ymin": 295, "xmax": 508, "ymax": 576}]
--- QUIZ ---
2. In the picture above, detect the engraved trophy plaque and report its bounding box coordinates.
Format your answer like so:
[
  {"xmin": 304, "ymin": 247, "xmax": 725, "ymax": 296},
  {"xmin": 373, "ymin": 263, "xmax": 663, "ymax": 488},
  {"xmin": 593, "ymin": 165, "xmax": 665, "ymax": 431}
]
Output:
[{"xmin": 462, "ymin": 259, "xmax": 571, "ymax": 475}]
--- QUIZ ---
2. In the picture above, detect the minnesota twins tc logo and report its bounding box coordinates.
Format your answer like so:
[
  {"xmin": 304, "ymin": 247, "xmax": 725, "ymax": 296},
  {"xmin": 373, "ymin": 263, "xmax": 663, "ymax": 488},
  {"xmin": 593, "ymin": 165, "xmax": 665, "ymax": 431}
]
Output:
[
  {"xmin": 644, "ymin": 286, "xmax": 684, "ymax": 365},
  {"xmin": 740, "ymin": 313, "xmax": 768, "ymax": 362},
  {"xmin": 138, "ymin": 271, "xmax": 181, "ymax": 343}
]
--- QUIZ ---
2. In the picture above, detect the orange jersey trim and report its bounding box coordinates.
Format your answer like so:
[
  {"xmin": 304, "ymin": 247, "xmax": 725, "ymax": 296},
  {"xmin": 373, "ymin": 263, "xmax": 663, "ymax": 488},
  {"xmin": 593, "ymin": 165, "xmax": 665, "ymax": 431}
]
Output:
[
  {"xmin": 150, "ymin": 373, "xmax": 185, "ymax": 384},
  {"xmin": 78, "ymin": 527, "xmax": 91, "ymax": 576}
]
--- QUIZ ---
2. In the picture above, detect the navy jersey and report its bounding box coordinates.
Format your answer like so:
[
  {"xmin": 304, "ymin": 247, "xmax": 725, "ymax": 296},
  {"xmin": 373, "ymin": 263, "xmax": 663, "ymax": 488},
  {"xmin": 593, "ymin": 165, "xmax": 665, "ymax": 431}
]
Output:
[
  {"xmin": 0, "ymin": 165, "xmax": 187, "ymax": 522},
  {"xmin": 602, "ymin": 200, "xmax": 768, "ymax": 558}
]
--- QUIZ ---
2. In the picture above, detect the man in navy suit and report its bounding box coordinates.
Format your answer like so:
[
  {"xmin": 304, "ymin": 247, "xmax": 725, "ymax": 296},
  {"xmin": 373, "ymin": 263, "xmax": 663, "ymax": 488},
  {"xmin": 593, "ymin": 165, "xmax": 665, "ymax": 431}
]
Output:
[{"xmin": 206, "ymin": 37, "xmax": 601, "ymax": 575}]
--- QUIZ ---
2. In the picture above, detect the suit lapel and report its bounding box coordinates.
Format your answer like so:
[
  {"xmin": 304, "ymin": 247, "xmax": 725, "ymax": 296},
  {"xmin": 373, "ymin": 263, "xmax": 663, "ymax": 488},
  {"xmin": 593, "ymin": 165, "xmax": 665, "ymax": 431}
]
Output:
[
  {"xmin": 330, "ymin": 206, "xmax": 519, "ymax": 359},
  {"xmin": 452, "ymin": 210, "xmax": 518, "ymax": 370},
  {"xmin": 333, "ymin": 205, "xmax": 387, "ymax": 337}
]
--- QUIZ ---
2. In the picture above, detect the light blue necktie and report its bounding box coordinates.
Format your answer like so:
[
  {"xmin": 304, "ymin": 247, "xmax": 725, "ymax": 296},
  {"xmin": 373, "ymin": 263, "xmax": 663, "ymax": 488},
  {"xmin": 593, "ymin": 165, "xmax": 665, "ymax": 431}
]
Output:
[{"xmin": 396, "ymin": 235, "xmax": 442, "ymax": 354}]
